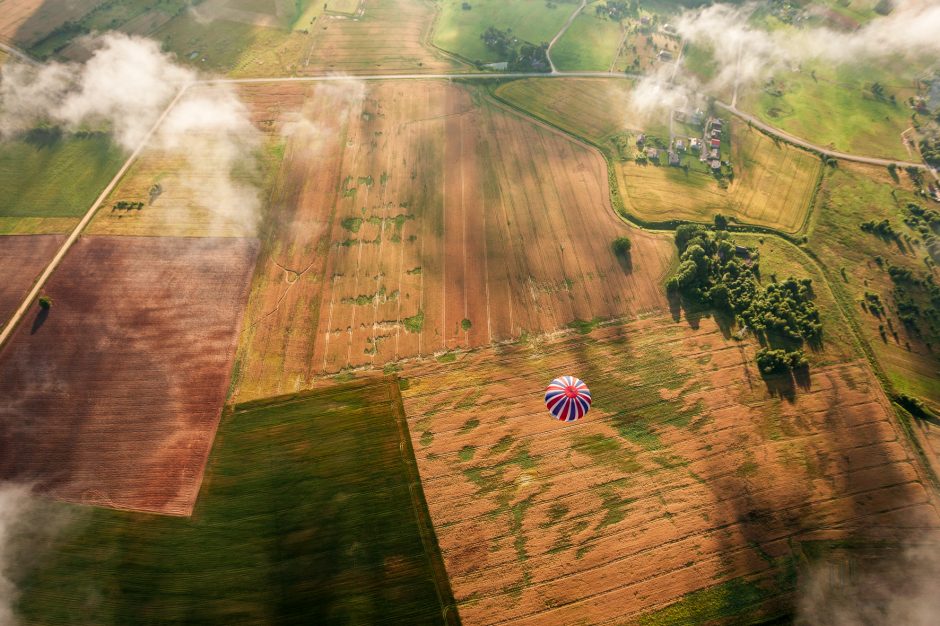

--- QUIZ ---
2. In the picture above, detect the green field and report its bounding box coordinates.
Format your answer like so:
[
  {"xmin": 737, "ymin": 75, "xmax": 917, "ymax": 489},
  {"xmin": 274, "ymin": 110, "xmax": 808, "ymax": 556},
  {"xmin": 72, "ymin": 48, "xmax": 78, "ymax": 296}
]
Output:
[
  {"xmin": 740, "ymin": 60, "xmax": 918, "ymax": 161},
  {"xmin": 550, "ymin": 9, "xmax": 624, "ymax": 71},
  {"xmin": 15, "ymin": 380, "xmax": 457, "ymax": 624},
  {"xmin": 0, "ymin": 131, "xmax": 123, "ymax": 218},
  {"xmin": 806, "ymin": 163, "xmax": 940, "ymax": 405},
  {"xmin": 432, "ymin": 0, "xmax": 575, "ymax": 63}
]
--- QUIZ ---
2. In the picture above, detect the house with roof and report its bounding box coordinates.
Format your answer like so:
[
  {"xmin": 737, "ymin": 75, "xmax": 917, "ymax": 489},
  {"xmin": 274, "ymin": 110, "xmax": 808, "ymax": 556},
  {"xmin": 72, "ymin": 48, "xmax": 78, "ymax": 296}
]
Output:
[{"xmin": 668, "ymin": 151, "xmax": 679, "ymax": 166}]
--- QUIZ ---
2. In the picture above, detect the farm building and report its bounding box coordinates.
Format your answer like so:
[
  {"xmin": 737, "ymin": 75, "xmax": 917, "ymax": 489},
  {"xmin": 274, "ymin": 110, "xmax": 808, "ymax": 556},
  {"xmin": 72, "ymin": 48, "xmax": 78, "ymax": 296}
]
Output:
[
  {"xmin": 710, "ymin": 159, "xmax": 721, "ymax": 170},
  {"xmin": 675, "ymin": 139, "xmax": 686, "ymax": 151},
  {"xmin": 689, "ymin": 138, "xmax": 702, "ymax": 151},
  {"xmin": 710, "ymin": 138, "xmax": 721, "ymax": 149},
  {"xmin": 646, "ymin": 147, "xmax": 659, "ymax": 160},
  {"xmin": 668, "ymin": 151, "xmax": 679, "ymax": 166}
]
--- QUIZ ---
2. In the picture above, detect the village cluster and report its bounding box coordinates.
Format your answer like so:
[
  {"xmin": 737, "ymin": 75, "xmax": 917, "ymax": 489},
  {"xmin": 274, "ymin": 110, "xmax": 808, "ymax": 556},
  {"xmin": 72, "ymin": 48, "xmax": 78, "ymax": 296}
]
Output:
[{"xmin": 636, "ymin": 115, "xmax": 728, "ymax": 174}]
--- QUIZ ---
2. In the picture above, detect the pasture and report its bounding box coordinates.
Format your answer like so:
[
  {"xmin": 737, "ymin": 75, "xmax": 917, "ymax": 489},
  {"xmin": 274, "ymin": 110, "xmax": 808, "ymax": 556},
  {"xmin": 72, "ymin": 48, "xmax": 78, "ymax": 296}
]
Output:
[
  {"xmin": 0, "ymin": 235, "xmax": 258, "ymax": 515},
  {"xmin": 0, "ymin": 234, "xmax": 64, "ymax": 330},
  {"xmin": 550, "ymin": 9, "xmax": 624, "ymax": 72},
  {"xmin": 0, "ymin": 131, "xmax": 123, "ymax": 221},
  {"xmin": 401, "ymin": 310, "xmax": 938, "ymax": 624},
  {"xmin": 232, "ymin": 79, "xmax": 675, "ymax": 401},
  {"xmin": 739, "ymin": 60, "xmax": 918, "ymax": 161},
  {"xmin": 807, "ymin": 162, "xmax": 940, "ymax": 406},
  {"xmin": 14, "ymin": 379, "xmax": 457, "ymax": 624},
  {"xmin": 432, "ymin": 0, "xmax": 574, "ymax": 64}
]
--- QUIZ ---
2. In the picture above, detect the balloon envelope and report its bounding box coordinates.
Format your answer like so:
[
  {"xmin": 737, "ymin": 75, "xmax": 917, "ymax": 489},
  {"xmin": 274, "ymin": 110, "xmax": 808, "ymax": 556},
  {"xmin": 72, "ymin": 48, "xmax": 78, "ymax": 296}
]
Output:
[{"xmin": 544, "ymin": 376, "xmax": 591, "ymax": 421}]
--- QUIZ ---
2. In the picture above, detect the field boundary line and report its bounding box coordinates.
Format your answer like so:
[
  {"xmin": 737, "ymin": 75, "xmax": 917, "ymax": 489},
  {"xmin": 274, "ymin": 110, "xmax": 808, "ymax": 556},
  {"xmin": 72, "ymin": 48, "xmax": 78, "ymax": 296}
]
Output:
[
  {"xmin": 389, "ymin": 377, "xmax": 462, "ymax": 626},
  {"xmin": 0, "ymin": 84, "xmax": 190, "ymax": 352}
]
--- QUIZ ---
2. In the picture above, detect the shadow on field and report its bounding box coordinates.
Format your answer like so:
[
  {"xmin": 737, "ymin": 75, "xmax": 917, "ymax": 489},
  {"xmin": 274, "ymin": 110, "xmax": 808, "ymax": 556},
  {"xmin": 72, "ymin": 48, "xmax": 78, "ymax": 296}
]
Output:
[{"xmin": 30, "ymin": 308, "xmax": 49, "ymax": 334}]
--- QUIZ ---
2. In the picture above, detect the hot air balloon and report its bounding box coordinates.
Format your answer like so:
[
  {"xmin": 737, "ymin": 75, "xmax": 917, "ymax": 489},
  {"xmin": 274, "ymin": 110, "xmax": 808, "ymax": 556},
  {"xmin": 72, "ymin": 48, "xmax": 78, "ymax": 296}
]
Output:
[{"xmin": 544, "ymin": 376, "xmax": 591, "ymax": 422}]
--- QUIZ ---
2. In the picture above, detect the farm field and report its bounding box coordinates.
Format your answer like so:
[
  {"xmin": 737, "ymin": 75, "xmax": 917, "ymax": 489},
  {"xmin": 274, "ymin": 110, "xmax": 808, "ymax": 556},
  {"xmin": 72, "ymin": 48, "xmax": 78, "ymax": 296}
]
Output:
[
  {"xmin": 15, "ymin": 379, "xmax": 457, "ymax": 624},
  {"xmin": 233, "ymin": 79, "xmax": 675, "ymax": 401},
  {"xmin": 432, "ymin": 0, "xmax": 574, "ymax": 64},
  {"xmin": 616, "ymin": 121, "xmax": 821, "ymax": 233},
  {"xmin": 0, "ymin": 0, "xmax": 99, "ymax": 49},
  {"xmin": 806, "ymin": 162, "xmax": 940, "ymax": 406},
  {"xmin": 400, "ymin": 313, "xmax": 940, "ymax": 624},
  {"xmin": 739, "ymin": 61, "xmax": 918, "ymax": 161},
  {"xmin": 0, "ymin": 234, "xmax": 64, "ymax": 331},
  {"xmin": 86, "ymin": 84, "xmax": 289, "ymax": 238},
  {"xmin": 0, "ymin": 235, "xmax": 258, "ymax": 515},
  {"xmin": 494, "ymin": 77, "xmax": 643, "ymax": 144},
  {"xmin": 300, "ymin": 0, "xmax": 461, "ymax": 74},
  {"xmin": 495, "ymin": 78, "xmax": 821, "ymax": 233},
  {"xmin": 0, "ymin": 131, "xmax": 124, "ymax": 222},
  {"xmin": 550, "ymin": 9, "xmax": 624, "ymax": 72}
]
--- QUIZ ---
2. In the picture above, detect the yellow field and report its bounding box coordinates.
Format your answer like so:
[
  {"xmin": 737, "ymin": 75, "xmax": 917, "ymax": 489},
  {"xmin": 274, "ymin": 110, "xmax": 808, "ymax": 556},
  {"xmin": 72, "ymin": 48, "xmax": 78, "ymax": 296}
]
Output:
[
  {"xmin": 616, "ymin": 121, "xmax": 821, "ymax": 232},
  {"xmin": 496, "ymin": 78, "xmax": 820, "ymax": 233},
  {"xmin": 495, "ymin": 78, "xmax": 637, "ymax": 145},
  {"xmin": 0, "ymin": 216, "xmax": 79, "ymax": 235}
]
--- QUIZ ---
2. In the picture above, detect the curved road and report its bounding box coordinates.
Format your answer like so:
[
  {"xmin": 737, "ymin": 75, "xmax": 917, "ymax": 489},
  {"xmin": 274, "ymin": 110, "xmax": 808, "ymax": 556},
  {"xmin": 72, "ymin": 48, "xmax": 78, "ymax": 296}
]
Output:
[
  {"xmin": 0, "ymin": 66, "xmax": 932, "ymax": 350},
  {"xmin": 716, "ymin": 101, "xmax": 928, "ymax": 169}
]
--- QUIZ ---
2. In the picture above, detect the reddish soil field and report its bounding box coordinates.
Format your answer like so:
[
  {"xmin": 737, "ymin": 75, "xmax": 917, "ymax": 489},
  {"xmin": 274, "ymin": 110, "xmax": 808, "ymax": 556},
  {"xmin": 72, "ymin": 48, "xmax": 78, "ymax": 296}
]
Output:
[
  {"xmin": 400, "ymin": 316, "xmax": 940, "ymax": 624},
  {"xmin": 0, "ymin": 235, "xmax": 258, "ymax": 515},
  {"xmin": 0, "ymin": 234, "xmax": 63, "ymax": 331},
  {"xmin": 234, "ymin": 79, "xmax": 674, "ymax": 400}
]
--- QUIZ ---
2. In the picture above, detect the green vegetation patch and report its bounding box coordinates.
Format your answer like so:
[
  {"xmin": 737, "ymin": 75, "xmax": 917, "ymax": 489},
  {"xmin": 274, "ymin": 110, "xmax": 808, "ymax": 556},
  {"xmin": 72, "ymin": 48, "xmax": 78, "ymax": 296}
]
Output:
[
  {"xmin": 433, "ymin": 0, "xmax": 572, "ymax": 64},
  {"xmin": 15, "ymin": 380, "xmax": 455, "ymax": 624},
  {"xmin": 0, "ymin": 131, "xmax": 123, "ymax": 218},
  {"xmin": 551, "ymin": 10, "xmax": 624, "ymax": 72}
]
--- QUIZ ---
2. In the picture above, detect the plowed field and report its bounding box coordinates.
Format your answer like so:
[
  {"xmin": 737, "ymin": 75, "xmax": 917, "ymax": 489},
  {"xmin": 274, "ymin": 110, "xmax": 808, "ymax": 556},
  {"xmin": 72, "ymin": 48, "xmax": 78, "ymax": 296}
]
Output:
[
  {"xmin": 0, "ymin": 234, "xmax": 63, "ymax": 330},
  {"xmin": 234, "ymin": 80, "xmax": 674, "ymax": 400},
  {"xmin": 400, "ymin": 317, "xmax": 940, "ymax": 624},
  {"xmin": 0, "ymin": 236, "xmax": 258, "ymax": 515}
]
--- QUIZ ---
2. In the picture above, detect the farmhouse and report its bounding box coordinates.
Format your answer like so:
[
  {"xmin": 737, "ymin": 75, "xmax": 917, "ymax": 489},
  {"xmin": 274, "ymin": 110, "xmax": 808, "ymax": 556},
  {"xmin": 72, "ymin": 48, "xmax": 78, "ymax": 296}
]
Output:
[
  {"xmin": 668, "ymin": 151, "xmax": 679, "ymax": 166},
  {"xmin": 689, "ymin": 137, "xmax": 702, "ymax": 151},
  {"xmin": 658, "ymin": 50, "xmax": 673, "ymax": 62},
  {"xmin": 646, "ymin": 147, "xmax": 659, "ymax": 160},
  {"xmin": 710, "ymin": 148, "xmax": 719, "ymax": 159},
  {"xmin": 710, "ymin": 159, "xmax": 721, "ymax": 170},
  {"xmin": 675, "ymin": 139, "xmax": 686, "ymax": 152},
  {"xmin": 710, "ymin": 138, "xmax": 721, "ymax": 149}
]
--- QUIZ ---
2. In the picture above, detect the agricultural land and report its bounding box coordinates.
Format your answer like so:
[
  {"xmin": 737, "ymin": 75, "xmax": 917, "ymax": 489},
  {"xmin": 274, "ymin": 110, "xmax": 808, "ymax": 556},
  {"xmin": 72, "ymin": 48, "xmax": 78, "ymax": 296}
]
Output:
[
  {"xmin": 13, "ymin": 379, "xmax": 457, "ymax": 624},
  {"xmin": 0, "ymin": 236, "xmax": 258, "ymax": 514},
  {"xmin": 1, "ymin": 1, "xmax": 939, "ymax": 625},
  {"xmin": 495, "ymin": 78, "xmax": 822, "ymax": 234},
  {"xmin": 233, "ymin": 79, "xmax": 675, "ymax": 401}
]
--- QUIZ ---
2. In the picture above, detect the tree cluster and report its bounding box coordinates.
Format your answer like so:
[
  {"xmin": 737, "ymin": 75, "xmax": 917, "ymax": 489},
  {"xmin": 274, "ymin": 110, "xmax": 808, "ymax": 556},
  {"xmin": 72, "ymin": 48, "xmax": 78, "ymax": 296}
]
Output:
[
  {"xmin": 479, "ymin": 27, "xmax": 549, "ymax": 72},
  {"xmin": 112, "ymin": 200, "xmax": 145, "ymax": 211},
  {"xmin": 665, "ymin": 222, "xmax": 820, "ymax": 375},
  {"xmin": 860, "ymin": 218, "xmax": 898, "ymax": 240},
  {"xmin": 755, "ymin": 348, "xmax": 807, "ymax": 376},
  {"xmin": 595, "ymin": 1, "xmax": 637, "ymax": 21},
  {"xmin": 612, "ymin": 236, "xmax": 632, "ymax": 255}
]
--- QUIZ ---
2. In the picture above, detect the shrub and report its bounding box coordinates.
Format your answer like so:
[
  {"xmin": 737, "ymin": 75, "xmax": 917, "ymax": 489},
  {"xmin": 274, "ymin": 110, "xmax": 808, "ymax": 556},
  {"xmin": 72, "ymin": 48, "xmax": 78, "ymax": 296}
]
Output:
[
  {"xmin": 38, "ymin": 295, "xmax": 52, "ymax": 310},
  {"xmin": 612, "ymin": 237, "xmax": 632, "ymax": 255}
]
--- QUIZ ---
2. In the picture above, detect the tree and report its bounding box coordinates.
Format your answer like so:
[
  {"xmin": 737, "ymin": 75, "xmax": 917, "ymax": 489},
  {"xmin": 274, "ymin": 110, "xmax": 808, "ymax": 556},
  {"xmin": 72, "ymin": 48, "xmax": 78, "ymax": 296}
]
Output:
[
  {"xmin": 713, "ymin": 213, "xmax": 728, "ymax": 231},
  {"xmin": 612, "ymin": 236, "xmax": 632, "ymax": 255},
  {"xmin": 38, "ymin": 295, "xmax": 52, "ymax": 310}
]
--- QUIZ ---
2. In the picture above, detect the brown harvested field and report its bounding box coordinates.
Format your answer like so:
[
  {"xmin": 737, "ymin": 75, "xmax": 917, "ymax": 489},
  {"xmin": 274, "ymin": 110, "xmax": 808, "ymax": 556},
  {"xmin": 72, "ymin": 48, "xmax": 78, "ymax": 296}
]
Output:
[
  {"xmin": 0, "ymin": 235, "xmax": 259, "ymax": 515},
  {"xmin": 400, "ymin": 316, "xmax": 940, "ymax": 624},
  {"xmin": 233, "ymin": 79, "xmax": 675, "ymax": 400},
  {"xmin": 0, "ymin": 234, "xmax": 64, "ymax": 330},
  {"xmin": 0, "ymin": 0, "xmax": 99, "ymax": 46},
  {"xmin": 300, "ymin": 0, "xmax": 462, "ymax": 74}
]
